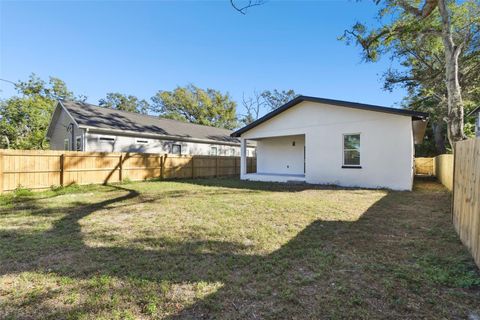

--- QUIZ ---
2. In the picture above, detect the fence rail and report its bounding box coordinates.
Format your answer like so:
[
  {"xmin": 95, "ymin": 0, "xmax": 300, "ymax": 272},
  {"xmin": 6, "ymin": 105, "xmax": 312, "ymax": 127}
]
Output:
[{"xmin": 0, "ymin": 149, "xmax": 256, "ymax": 192}]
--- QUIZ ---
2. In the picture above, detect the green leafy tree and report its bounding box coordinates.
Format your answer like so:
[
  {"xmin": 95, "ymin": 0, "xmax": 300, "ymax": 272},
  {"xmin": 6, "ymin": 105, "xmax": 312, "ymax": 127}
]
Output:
[
  {"xmin": 99, "ymin": 92, "xmax": 149, "ymax": 114},
  {"xmin": 261, "ymin": 89, "xmax": 299, "ymax": 110},
  {"xmin": 371, "ymin": 0, "xmax": 480, "ymax": 154},
  {"xmin": 341, "ymin": 0, "xmax": 479, "ymax": 147},
  {"xmin": 151, "ymin": 85, "xmax": 238, "ymax": 130},
  {"xmin": 0, "ymin": 74, "xmax": 80, "ymax": 149}
]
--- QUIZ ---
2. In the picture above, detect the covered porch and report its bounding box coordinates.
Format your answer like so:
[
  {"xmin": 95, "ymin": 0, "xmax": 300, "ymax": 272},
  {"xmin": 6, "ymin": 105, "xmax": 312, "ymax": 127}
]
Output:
[{"xmin": 240, "ymin": 134, "xmax": 306, "ymax": 183}]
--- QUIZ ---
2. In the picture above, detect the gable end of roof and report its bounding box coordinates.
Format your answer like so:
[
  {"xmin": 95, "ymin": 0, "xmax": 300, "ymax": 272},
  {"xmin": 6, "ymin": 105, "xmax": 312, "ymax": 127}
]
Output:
[{"xmin": 231, "ymin": 96, "xmax": 429, "ymax": 137}]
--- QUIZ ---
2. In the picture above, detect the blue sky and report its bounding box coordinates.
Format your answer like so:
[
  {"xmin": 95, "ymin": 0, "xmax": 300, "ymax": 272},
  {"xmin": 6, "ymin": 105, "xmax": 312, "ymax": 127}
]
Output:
[{"xmin": 0, "ymin": 0, "xmax": 405, "ymax": 118}]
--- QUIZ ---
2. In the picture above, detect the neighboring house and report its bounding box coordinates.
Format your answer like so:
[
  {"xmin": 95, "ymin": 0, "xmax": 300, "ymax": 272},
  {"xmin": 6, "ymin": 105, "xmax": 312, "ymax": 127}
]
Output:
[
  {"xmin": 46, "ymin": 100, "xmax": 255, "ymax": 156},
  {"xmin": 468, "ymin": 106, "xmax": 480, "ymax": 137},
  {"xmin": 231, "ymin": 96, "xmax": 429, "ymax": 191}
]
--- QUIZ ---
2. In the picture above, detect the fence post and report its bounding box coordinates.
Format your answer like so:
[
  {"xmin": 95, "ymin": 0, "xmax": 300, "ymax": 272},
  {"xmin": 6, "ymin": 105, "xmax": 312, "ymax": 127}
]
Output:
[
  {"xmin": 0, "ymin": 152, "xmax": 3, "ymax": 193},
  {"xmin": 215, "ymin": 156, "xmax": 219, "ymax": 178},
  {"xmin": 191, "ymin": 156, "xmax": 195, "ymax": 178},
  {"xmin": 161, "ymin": 154, "xmax": 167, "ymax": 179},
  {"xmin": 119, "ymin": 154, "xmax": 123, "ymax": 182},
  {"xmin": 60, "ymin": 154, "xmax": 65, "ymax": 186},
  {"xmin": 159, "ymin": 154, "xmax": 163, "ymax": 179},
  {"xmin": 451, "ymin": 145, "xmax": 457, "ymax": 221}
]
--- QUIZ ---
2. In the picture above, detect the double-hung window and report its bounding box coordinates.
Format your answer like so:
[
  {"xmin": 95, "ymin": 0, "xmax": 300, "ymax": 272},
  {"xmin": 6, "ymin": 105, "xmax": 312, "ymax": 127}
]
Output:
[
  {"xmin": 64, "ymin": 139, "xmax": 70, "ymax": 151},
  {"xmin": 172, "ymin": 144, "xmax": 182, "ymax": 155},
  {"xmin": 210, "ymin": 146, "xmax": 218, "ymax": 156},
  {"xmin": 76, "ymin": 136, "xmax": 82, "ymax": 151},
  {"xmin": 343, "ymin": 134, "xmax": 361, "ymax": 168}
]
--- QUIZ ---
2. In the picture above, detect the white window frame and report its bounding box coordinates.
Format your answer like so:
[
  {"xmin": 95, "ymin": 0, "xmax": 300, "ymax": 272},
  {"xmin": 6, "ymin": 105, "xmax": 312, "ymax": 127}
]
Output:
[
  {"xmin": 210, "ymin": 146, "xmax": 218, "ymax": 156},
  {"xmin": 98, "ymin": 135, "xmax": 116, "ymax": 143},
  {"xmin": 342, "ymin": 133, "xmax": 361, "ymax": 167},
  {"xmin": 135, "ymin": 138, "xmax": 149, "ymax": 145},
  {"xmin": 171, "ymin": 143, "xmax": 182, "ymax": 155},
  {"xmin": 75, "ymin": 136, "xmax": 82, "ymax": 151},
  {"xmin": 64, "ymin": 139, "xmax": 70, "ymax": 151}
]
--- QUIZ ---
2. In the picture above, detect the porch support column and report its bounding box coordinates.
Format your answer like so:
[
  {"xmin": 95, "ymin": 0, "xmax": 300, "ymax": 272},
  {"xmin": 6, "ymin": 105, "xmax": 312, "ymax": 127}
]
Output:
[{"xmin": 240, "ymin": 137, "xmax": 247, "ymax": 177}]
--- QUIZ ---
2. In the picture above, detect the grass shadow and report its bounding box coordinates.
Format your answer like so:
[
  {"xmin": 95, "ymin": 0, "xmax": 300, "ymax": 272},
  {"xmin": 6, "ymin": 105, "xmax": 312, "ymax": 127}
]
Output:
[{"xmin": 0, "ymin": 178, "xmax": 478, "ymax": 319}]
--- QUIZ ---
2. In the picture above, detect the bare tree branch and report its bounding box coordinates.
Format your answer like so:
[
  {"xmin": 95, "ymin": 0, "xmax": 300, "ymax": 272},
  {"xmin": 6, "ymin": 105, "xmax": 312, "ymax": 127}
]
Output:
[
  {"xmin": 230, "ymin": 0, "xmax": 266, "ymax": 15},
  {"xmin": 397, "ymin": 0, "xmax": 439, "ymax": 18}
]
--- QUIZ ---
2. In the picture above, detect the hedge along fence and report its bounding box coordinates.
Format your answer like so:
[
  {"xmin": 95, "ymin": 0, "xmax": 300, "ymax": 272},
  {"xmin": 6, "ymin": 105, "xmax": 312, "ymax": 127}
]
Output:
[{"xmin": 0, "ymin": 149, "xmax": 257, "ymax": 192}]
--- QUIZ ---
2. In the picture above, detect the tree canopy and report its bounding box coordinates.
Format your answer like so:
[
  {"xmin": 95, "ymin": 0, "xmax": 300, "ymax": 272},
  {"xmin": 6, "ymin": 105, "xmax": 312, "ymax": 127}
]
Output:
[
  {"xmin": 1, "ymin": 74, "xmax": 297, "ymax": 149},
  {"xmin": 0, "ymin": 74, "xmax": 83, "ymax": 149},
  {"xmin": 341, "ymin": 0, "xmax": 480, "ymax": 149},
  {"xmin": 151, "ymin": 85, "xmax": 238, "ymax": 130},
  {"xmin": 261, "ymin": 89, "xmax": 299, "ymax": 110},
  {"xmin": 99, "ymin": 92, "xmax": 149, "ymax": 114}
]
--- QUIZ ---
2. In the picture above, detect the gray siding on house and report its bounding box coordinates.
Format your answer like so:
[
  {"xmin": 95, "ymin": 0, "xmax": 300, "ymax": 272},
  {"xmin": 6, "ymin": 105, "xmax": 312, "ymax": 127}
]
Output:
[
  {"xmin": 85, "ymin": 131, "xmax": 255, "ymax": 156},
  {"xmin": 48, "ymin": 106, "xmax": 84, "ymax": 151}
]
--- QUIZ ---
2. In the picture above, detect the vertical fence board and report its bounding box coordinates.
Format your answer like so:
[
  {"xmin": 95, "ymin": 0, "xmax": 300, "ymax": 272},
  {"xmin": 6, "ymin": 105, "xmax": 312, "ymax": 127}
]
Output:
[
  {"xmin": 435, "ymin": 155, "xmax": 454, "ymax": 191},
  {"xmin": 414, "ymin": 157, "xmax": 435, "ymax": 175},
  {"xmin": 452, "ymin": 139, "xmax": 480, "ymax": 268}
]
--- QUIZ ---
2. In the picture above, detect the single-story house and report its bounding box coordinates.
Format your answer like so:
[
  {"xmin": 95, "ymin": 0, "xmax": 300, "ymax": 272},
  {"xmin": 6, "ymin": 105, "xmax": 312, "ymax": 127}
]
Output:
[
  {"xmin": 468, "ymin": 106, "xmax": 480, "ymax": 137},
  {"xmin": 231, "ymin": 96, "xmax": 429, "ymax": 191},
  {"xmin": 46, "ymin": 100, "xmax": 255, "ymax": 156}
]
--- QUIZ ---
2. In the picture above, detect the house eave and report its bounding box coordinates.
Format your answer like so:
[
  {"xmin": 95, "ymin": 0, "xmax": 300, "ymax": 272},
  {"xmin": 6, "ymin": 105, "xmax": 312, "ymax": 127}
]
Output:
[
  {"xmin": 80, "ymin": 125, "xmax": 245, "ymax": 147},
  {"xmin": 231, "ymin": 96, "xmax": 429, "ymax": 137}
]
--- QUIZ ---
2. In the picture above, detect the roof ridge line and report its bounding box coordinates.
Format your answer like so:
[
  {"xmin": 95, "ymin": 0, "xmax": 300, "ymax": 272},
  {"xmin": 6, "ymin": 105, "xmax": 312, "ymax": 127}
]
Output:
[
  {"xmin": 60, "ymin": 99, "xmax": 233, "ymax": 132},
  {"xmin": 231, "ymin": 95, "xmax": 429, "ymax": 137}
]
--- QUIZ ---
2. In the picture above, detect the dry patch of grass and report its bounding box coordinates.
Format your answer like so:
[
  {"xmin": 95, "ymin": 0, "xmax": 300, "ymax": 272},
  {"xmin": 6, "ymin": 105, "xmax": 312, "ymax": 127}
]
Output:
[{"xmin": 0, "ymin": 178, "xmax": 478, "ymax": 319}]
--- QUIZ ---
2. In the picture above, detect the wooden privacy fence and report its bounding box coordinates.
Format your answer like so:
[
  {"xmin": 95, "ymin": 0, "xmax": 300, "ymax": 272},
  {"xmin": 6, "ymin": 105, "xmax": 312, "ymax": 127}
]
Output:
[
  {"xmin": 435, "ymin": 154, "xmax": 454, "ymax": 191},
  {"xmin": 415, "ymin": 140, "xmax": 479, "ymax": 268},
  {"xmin": 0, "ymin": 149, "xmax": 257, "ymax": 192},
  {"xmin": 452, "ymin": 139, "xmax": 480, "ymax": 268},
  {"xmin": 415, "ymin": 155, "xmax": 454, "ymax": 190},
  {"xmin": 414, "ymin": 157, "xmax": 435, "ymax": 175}
]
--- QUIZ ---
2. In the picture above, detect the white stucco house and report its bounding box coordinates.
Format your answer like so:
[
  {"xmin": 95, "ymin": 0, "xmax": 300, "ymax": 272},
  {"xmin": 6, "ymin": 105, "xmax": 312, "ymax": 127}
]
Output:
[
  {"xmin": 232, "ymin": 96, "xmax": 429, "ymax": 191},
  {"xmin": 46, "ymin": 100, "xmax": 255, "ymax": 156}
]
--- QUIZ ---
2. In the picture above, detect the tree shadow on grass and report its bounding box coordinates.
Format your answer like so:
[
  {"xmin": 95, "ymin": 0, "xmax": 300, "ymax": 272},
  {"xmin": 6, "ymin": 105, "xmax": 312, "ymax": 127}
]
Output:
[
  {"xmin": 0, "ymin": 180, "xmax": 479, "ymax": 319},
  {"xmin": 173, "ymin": 177, "xmax": 362, "ymax": 193}
]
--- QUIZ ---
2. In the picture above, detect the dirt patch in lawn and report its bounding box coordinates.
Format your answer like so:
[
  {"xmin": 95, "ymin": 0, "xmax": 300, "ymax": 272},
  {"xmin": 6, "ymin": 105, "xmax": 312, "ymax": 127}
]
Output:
[{"xmin": 0, "ymin": 178, "xmax": 478, "ymax": 319}]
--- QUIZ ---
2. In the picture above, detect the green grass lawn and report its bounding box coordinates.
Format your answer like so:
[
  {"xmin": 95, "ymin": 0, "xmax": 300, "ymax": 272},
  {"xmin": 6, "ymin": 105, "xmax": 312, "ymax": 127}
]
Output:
[{"xmin": 0, "ymin": 178, "xmax": 479, "ymax": 319}]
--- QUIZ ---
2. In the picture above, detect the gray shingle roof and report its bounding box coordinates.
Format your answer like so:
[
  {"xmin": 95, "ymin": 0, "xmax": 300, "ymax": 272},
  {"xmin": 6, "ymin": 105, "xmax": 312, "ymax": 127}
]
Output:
[{"xmin": 61, "ymin": 100, "xmax": 239, "ymax": 144}]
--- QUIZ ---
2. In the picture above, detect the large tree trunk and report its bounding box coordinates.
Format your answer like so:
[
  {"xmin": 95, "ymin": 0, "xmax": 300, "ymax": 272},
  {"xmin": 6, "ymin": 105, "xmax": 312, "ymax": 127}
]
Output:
[
  {"xmin": 437, "ymin": 0, "xmax": 466, "ymax": 148},
  {"xmin": 433, "ymin": 121, "xmax": 447, "ymax": 154}
]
